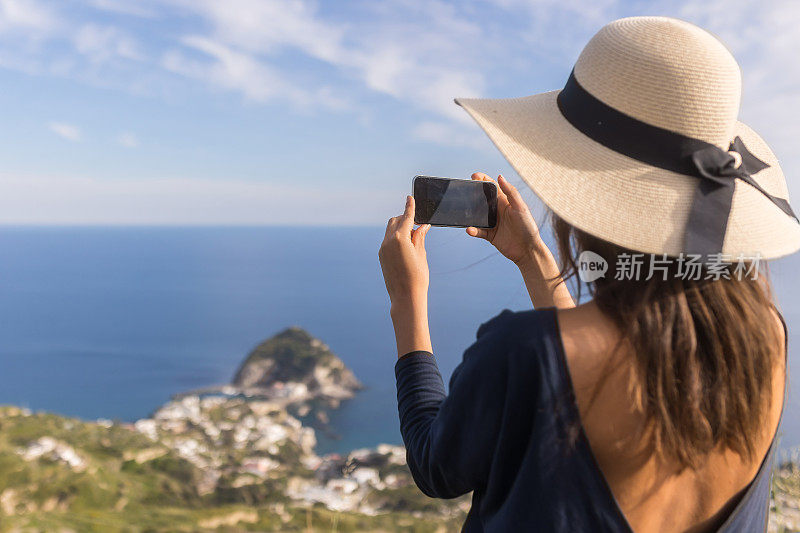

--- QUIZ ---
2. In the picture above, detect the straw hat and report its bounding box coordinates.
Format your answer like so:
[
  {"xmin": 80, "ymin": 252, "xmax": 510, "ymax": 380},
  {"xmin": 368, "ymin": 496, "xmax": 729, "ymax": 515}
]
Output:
[{"xmin": 456, "ymin": 16, "xmax": 800, "ymax": 259}]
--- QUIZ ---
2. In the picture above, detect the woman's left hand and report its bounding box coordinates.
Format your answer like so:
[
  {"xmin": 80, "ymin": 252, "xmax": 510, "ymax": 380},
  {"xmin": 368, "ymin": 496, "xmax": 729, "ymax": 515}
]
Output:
[{"xmin": 379, "ymin": 196, "xmax": 431, "ymax": 308}]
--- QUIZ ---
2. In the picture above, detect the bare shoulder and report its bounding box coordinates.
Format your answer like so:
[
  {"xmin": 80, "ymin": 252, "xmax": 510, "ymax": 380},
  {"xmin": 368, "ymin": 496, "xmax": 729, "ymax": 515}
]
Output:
[
  {"xmin": 554, "ymin": 303, "xmax": 625, "ymax": 395},
  {"xmin": 770, "ymin": 306, "xmax": 787, "ymax": 360}
]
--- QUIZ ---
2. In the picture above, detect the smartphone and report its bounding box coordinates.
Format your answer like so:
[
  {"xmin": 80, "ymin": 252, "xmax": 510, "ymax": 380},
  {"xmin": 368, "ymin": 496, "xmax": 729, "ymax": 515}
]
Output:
[{"xmin": 413, "ymin": 175, "xmax": 498, "ymax": 228}]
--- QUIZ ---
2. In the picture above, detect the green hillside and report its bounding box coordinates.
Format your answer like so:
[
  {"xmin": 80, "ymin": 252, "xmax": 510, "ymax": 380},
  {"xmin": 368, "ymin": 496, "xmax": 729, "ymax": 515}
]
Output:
[{"xmin": 0, "ymin": 407, "xmax": 466, "ymax": 532}]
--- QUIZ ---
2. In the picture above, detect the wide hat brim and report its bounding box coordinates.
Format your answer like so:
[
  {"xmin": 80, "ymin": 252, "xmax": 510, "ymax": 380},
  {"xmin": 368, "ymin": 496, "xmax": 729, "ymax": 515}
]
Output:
[{"xmin": 456, "ymin": 91, "xmax": 800, "ymax": 260}]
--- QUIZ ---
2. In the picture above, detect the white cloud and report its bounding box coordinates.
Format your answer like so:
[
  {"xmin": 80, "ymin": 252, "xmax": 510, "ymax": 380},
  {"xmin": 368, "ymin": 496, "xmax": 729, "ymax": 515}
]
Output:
[
  {"xmin": 171, "ymin": 0, "xmax": 347, "ymax": 63},
  {"xmin": 74, "ymin": 24, "xmax": 145, "ymax": 63},
  {"xmin": 161, "ymin": 35, "xmax": 349, "ymax": 111},
  {"xmin": 0, "ymin": 173, "xmax": 399, "ymax": 225},
  {"xmin": 1, "ymin": 0, "xmax": 485, "ymax": 146},
  {"xmin": 0, "ymin": 4, "xmax": 144, "ymax": 90},
  {"xmin": 88, "ymin": 0, "xmax": 158, "ymax": 18},
  {"xmin": 164, "ymin": 35, "xmax": 308, "ymax": 105},
  {"xmin": 0, "ymin": 0, "xmax": 55, "ymax": 32},
  {"xmin": 48, "ymin": 122, "xmax": 81, "ymax": 142},
  {"xmin": 156, "ymin": 0, "xmax": 487, "ymax": 141},
  {"xmin": 117, "ymin": 132, "xmax": 139, "ymax": 148}
]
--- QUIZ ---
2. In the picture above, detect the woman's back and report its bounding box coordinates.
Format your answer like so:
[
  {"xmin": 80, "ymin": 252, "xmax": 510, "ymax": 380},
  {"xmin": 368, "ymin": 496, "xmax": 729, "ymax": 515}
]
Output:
[
  {"xmin": 557, "ymin": 303, "xmax": 787, "ymax": 532},
  {"xmin": 392, "ymin": 307, "xmax": 786, "ymax": 532}
]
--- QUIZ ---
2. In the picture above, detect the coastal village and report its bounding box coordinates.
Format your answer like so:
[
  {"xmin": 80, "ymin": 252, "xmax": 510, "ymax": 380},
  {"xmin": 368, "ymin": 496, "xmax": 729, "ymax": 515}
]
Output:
[{"xmin": 0, "ymin": 327, "xmax": 797, "ymax": 531}]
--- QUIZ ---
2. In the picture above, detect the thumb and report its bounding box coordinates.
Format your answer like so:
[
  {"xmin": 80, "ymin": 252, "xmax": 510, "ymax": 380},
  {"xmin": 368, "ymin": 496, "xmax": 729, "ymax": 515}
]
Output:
[{"xmin": 466, "ymin": 226, "xmax": 490, "ymax": 240}]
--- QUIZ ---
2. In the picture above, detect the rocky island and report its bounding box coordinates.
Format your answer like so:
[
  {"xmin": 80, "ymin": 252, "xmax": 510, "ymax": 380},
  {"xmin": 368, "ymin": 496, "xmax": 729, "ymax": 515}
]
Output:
[
  {"xmin": 178, "ymin": 327, "xmax": 364, "ymax": 430},
  {"xmin": 0, "ymin": 327, "xmax": 797, "ymax": 532}
]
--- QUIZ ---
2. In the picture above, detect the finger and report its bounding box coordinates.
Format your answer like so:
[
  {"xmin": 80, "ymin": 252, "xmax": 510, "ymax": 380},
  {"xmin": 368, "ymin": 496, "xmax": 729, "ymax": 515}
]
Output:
[
  {"xmin": 498, "ymin": 175, "xmax": 526, "ymax": 210},
  {"xmin": 399, "ymin": 195, "xmax": 415, "ymax": 233},
  {"xmin": 412, "ymin": 224, "xmax": 431, "ymax": 247},
  {"xmin": 472, "ymin": 172, "xmax": 508, "ymax": 204},
  {"xmin": 471, "ymin": 172, "xmax": 493, "ymax": 182},
  {"xmin": 466, "ymin": 226, "xmax": 490, "ymax": 240}
]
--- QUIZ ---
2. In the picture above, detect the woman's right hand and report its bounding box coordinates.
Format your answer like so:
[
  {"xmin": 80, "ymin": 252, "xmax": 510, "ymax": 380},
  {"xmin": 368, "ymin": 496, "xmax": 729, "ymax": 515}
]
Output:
[
  {"xmin": 466, "ymin": 173, "xmax": 544, "ymax": 266},
  {"xmin": 467, "ymin": 173, "xmax": 575, "ymax": 309}
]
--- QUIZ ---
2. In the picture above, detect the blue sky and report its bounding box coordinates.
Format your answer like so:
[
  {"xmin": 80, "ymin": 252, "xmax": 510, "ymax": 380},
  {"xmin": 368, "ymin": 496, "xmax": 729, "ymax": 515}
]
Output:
[{"xmin": 0, "ymin": 0, "xmax": 798, "ymax": 225}]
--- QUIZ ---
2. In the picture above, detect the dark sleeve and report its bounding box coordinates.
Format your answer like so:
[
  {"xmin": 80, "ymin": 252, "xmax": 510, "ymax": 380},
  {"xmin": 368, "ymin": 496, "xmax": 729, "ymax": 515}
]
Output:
[{"xmin": 394, "ymin": 310, "xmax": 514, "ymax": 498}]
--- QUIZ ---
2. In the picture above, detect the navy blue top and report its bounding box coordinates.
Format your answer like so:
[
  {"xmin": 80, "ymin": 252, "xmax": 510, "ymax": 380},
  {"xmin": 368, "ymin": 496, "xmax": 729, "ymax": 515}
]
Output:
[{"xmin": 395, "ymin": 308, "xmax": 784, "ymax": 532}]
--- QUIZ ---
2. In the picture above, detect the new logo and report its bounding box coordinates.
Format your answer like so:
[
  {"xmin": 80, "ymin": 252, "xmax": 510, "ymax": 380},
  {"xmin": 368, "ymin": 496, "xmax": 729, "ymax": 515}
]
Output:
[{"xmin": 577, "ymin": 251, "xmax": 607, "ymax": 282}]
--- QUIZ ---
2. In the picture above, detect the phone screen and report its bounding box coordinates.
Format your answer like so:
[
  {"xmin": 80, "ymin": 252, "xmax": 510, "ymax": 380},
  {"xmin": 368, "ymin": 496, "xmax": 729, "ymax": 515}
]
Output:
[{"xmin": 413, "ymin": 176, "xmax": 498, "ymax": 228}]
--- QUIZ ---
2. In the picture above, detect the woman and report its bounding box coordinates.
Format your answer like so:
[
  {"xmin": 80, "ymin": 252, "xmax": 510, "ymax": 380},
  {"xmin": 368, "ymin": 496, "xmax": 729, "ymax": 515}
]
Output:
[{"xmin": 378, "ymin": 17, "xmax": 797, "ymax": 533}]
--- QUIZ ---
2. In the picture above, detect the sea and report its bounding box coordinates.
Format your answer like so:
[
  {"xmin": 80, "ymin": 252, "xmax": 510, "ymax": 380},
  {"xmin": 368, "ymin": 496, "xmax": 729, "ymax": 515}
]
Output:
[{"xmin": 0, "ymin": 226, "xmax": 798, "ymax": 455}]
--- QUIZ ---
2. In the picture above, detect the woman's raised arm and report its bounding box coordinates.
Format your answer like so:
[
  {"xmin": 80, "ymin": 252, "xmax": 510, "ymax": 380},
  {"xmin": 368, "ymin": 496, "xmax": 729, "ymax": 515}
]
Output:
[{"xmin": 379, "ymin": 196, "xmax": 433, "ymax": 357}]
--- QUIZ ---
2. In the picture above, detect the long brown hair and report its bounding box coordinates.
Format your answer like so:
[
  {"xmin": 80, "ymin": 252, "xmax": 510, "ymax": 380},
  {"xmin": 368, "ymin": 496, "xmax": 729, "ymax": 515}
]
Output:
[{"xmin": 552, "ymin": 214, "xmax": 784, "ymax": 469}]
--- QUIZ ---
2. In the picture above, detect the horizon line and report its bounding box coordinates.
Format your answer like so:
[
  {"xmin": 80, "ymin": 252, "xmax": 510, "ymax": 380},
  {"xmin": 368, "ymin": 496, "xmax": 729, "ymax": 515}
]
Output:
[{"xmin": 0, "ymin": 223, "xmax": 387, "ymax": 229}]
